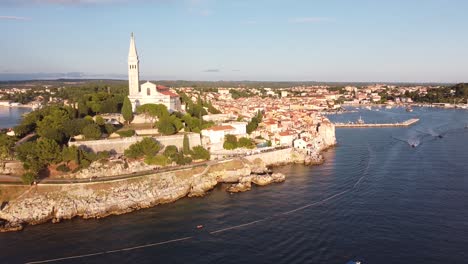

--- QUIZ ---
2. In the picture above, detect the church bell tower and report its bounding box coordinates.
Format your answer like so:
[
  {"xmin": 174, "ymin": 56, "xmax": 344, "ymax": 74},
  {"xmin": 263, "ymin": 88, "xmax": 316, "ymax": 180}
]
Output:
[{"xmin": 128, "ymin": 32, "xmax": 140, "ymax": 96}]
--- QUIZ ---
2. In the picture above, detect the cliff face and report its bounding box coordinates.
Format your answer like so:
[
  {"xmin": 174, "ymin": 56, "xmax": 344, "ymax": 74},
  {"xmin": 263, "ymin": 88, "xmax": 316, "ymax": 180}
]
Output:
[{"xmin": 0, "ymin": 157, "xmax": 272, "ymax": 232}]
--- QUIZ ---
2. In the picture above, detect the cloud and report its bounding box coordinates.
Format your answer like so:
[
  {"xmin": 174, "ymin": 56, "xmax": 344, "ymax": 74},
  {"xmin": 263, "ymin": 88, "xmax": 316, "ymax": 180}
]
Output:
[
  {"xmin": 203, "ymin": 69, "xmax": 220, "ymax": 73},
  {"xmin": 289, "ymin": 17, "xmax": 333, "ymax": 24},
  {"xmin": 0, "ymin": 16, "xmax": 31, "ymax": 20}
]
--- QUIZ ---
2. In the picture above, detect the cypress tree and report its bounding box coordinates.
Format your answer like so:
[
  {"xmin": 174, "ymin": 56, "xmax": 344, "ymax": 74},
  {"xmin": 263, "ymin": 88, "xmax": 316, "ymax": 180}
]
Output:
[
  {"xmin": 183, "ymin": 134, "xmax": 190, "ymax": 153},
  {"xmin": 122, "ymin": 97, "xmax": 133, "ymax": 124}
]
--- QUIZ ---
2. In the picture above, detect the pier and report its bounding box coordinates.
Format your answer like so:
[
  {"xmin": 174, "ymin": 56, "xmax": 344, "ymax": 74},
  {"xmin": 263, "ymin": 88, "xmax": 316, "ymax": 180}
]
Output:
[{"xmin": 334, "ymin": 118, "xmax": 419, "ymax": 128}]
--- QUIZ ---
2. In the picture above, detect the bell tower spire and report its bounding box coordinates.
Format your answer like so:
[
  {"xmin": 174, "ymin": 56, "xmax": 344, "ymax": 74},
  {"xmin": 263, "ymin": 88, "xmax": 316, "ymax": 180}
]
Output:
[{"xmin": 128, "ymin": 32, "xmax": 140, "ymax": 97}]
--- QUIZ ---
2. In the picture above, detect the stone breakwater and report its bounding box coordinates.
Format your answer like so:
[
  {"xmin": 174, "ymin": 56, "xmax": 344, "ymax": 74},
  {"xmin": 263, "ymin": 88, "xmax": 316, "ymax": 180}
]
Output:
[{"xmin": 0, "ymin": 122, "xmax": 336, "ymax": 232}]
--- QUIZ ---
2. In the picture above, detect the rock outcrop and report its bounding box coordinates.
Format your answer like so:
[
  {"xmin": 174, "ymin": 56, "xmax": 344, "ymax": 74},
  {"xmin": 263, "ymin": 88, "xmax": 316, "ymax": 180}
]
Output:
[{"xmin": 0, "ymin": 119, "xmax": 336, "ymax": 232}]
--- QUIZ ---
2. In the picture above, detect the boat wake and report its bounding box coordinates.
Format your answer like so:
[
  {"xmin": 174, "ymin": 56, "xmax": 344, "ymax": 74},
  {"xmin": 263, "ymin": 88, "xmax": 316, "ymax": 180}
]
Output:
[{"xmin": 26, "ymin": 146, "xmax": 377, "ymax": 264}]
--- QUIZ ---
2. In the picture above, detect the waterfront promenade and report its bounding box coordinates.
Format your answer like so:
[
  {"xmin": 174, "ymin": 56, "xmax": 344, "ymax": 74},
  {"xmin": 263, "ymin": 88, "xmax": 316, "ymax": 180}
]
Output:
[{"xmin": 334, "ymin": 118, "xmax": 419, "ymax": 128}]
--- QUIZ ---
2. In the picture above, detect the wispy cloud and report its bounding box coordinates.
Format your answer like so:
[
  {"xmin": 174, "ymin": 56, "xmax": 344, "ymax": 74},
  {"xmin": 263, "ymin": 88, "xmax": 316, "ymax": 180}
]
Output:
[
  {"xmin": 0, "ymin": 15, "xmax": 31, "ymax": 20},
  {"xmin": 289, "ymin": 17, "xmax": 333, "ymax": 24},
  {"xmin": 203, "ymin": 69, "xmax": 220, "ymax": 73}
]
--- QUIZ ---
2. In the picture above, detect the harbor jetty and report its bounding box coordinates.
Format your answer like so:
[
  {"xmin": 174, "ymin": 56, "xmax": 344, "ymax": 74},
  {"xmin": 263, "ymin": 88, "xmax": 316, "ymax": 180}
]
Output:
[{"xmin": 334, "ymin": 118, "xmax": 419, "ymax": 128}]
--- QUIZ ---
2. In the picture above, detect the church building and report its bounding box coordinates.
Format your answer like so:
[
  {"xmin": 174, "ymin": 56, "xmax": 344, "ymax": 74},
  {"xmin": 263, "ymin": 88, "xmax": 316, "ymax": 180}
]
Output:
[{"xmin": 127, "ymin": 33, "xmax": 181, "ymax": 112}]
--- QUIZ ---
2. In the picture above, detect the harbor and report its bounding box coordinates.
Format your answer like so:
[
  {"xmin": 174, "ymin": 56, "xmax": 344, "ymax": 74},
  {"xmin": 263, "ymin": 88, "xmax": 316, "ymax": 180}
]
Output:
[{"xmin": 334, "ymin": 118, "xmax": 419, "ymax": 128}]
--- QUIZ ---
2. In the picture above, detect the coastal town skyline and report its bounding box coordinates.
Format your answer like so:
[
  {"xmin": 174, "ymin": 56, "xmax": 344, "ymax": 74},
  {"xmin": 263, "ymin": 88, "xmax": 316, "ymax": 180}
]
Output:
[{"xmin": 2, "ymin": 0, "xmax": 468, "ymax": 82}]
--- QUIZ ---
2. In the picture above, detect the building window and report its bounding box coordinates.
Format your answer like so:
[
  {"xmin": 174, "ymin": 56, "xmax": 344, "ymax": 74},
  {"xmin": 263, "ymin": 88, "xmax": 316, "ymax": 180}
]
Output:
[{"xmin": 147, "ymin": 88, "xmax": 151, "ymax": 96}]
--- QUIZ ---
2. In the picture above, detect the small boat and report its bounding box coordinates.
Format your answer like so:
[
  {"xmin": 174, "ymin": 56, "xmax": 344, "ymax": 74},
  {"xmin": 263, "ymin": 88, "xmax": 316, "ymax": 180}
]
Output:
[
  {"xmin": 406, "ymin": 106, "xmax": 413, "ymax": 112},
  {"xmin": 196, "ymin": 225, "xmax": 203, "ymax": 229},
  {"xmin": 346, "ymin": 261, "xmax": 362, "ymax": 264},
  {"xmin": 357, "ymin": 116, "xmax": 365, "ymax": 124}
]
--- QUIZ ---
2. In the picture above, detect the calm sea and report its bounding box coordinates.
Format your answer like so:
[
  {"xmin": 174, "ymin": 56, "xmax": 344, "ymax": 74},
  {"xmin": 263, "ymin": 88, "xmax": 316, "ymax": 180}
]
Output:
[
  {"xmin": 0, "ymin": 107, "xmax": 31, "ymax": 129},
  {"xmin": 1, "ymin": 106, "xmax": 467, "ymax": 264}
]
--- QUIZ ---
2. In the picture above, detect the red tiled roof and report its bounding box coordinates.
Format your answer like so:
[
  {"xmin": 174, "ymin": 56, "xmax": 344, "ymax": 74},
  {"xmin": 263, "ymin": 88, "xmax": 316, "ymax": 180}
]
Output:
[
  {"xmin": 207, "ymin": 125, "xmax": 235, "ymax": 131},
  {"xmin": 159, "ymin": 90, "xmax": 179, "ymax": 97}
]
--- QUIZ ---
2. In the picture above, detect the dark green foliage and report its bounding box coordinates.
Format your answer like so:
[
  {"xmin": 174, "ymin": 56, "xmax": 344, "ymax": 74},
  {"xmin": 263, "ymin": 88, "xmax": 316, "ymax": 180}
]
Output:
[
  {"xmin": 156, "ymin": 118, "xmax": 176, "ymax": 135},
  {"xmin": 163, "ymin": 145, "xmax": 179, "ymax": 159},
  {"xmin": 173, "ymin": 152, "xmax": 192, "ymax": 165},
  {"xmin": 246, "ymin": 111, "xmax": 263, "ymax": 134},
  {"xmin": 183, "ymin": 134, "xmax": 190, "ymax": 153},
  {"xmin": 238, "ymin": 137, "xmax": 255, "ymax": 149},
  {"xmin": 124, "ymin": 138, "xmax": 161, "ymax": 159},
  {"xmin": 136, "ymin": 104, "xmax": 169, "ymax": 119},
  {"xmin": 117, "ymin": 129, "xmax": 135, "ymax": 137},
  {"xmin": 0, "ymin": 133, "xmax": 17, "ymax": 160},
  {"xmin": 62, "ymin": 145, "xmax": 79, "ymax": 163},
  {"xmin": 56, "ymin": 164, "xmax": 70, "ymax": 172},
  {"xmin": 21, "ymin": 172, "xmax": 37, "ymax": 185},
  {"xmin": 104, "ymin": 124, "xmax": 117, "ymax": 135},
  {"xmin": 190, "ymin": 145, "xmax": 210, "ymax": 160},
  {"xmin": 223, "ymin": 134, "xmax": 238, "ymax": 150},
  {"xmin": 16, "ymin": 138, "xmax": 62, "ymax": 172},
  {"xmin": 95, "ymin": 115, "xmax": 105, "ymax": 126},
  {"xmin": 121, "ymin": 97, "xmax": 133, "ymax": 124},
  {"xmin": 82, "ymin": 123, "xmax": 102, "ymax": 140},
  {"xmin": 63, "ymin": 118, "xmax": 93, "ymax": 137}
]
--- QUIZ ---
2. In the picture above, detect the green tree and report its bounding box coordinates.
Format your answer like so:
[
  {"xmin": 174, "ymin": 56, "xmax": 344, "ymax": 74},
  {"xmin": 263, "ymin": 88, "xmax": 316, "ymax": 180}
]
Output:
[
  {"xmin": 82, "ymin": 123, "xmax": 102, "ymax": 140},
  {"xmin": 95, "ymin": 115, "xmax": 105, "ymax": 126},
  {"xmin": 183, "ymin": 134, "xmax": 190, "ymax": 153},
  {"xmin": 0, "ymin": 134, "xmax": 17, "ymax": 160},
  {"xmin": 191, "ymin": 145, "xmax": 210, "ymax": 160},
  {"xmin": 35, "ymin": 138, "xmax": 62, "ymax": 165},
  {"xmin": 156, "ymin": 118, "xmax": 176, "ymax": 135},
  {"xmin": 124, "ymin": 138, "xmax": 161, "ymax": 159},
  {"xmin": 121, "ymin": 97, "xmax": 133, "ymax": 124},
  {"xmin": 223, "ymin": 134, "xmax": 238, "ymax": 150},
  {"xmin": 163, "ymin": 145, "xmax": 179, "ymax": 159},
  {"xmin": 238, "ymin": 137, "xmax": 255, "ymax": 149}
]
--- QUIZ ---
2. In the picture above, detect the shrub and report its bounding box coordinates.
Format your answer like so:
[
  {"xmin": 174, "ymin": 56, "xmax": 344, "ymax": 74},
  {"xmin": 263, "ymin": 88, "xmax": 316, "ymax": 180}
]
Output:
[
  {"xmin": 56, "ymin": 164, "xmax": 70, "ymax": 172},
  {"xmin": 104, "ymin": 124, "xmax": 116, "ymax": 135},
  {"xmin": 21, "ymin": 172, "xmax": 37, "ymax": 185},
  {"xmin": 163, "ymin": 145, "xmax": 178, "ymax": 159},
  {"xmin": 95, "ymin": 115, "xmax": 105, "ymax": 126},
  {"xmin": 238, "ymin": 137, "xmax": 255, "ymax": 149},
  {"xmin": 82, "ymin": 123, "xmax": 102, "ymax": 140},
  {"xmin": 144, "ymin": 154, "xmax": 169, "ymax": 166},
  {"xmin": 117, "ymin": 129, "xmax": 135, "ymax": 137},
  {"xmin": 156, "ymin": 119, "xmax": 176, "ymax": 135},
  {"xmin": 223, "ymin": 134, "xmax": 238, "ymax": 150},
  {"xmin": 124, "ymin": 138, "xmax": 161, "ymax": 159},
  {"xmin": 191, "ymin": 146, "xmax": 210, "ymax": 160},
  {"xmin": 96, "ymin": 151, "xmax": 110, "ymax": 160},
  {"xmin": 173, "ymin": 152, "xmax": 192, "ymax": 165}
]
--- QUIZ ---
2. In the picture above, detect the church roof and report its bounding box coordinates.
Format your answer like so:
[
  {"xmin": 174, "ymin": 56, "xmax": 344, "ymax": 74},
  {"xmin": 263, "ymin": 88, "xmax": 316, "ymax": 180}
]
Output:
[{"xmin": 159, "ymin": 90, "xmax": 179, "ymax": 98}]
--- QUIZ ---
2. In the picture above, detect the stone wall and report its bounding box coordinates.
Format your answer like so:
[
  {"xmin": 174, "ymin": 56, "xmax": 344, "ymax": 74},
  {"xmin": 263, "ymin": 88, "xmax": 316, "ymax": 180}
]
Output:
[
  {"xmin": 244, "ymin": 148, "xmax": 296, "ymax": 166},
  {"xmin": 0, "ymin": 161, "xmax": 24, "ymax": 175},
  {"xmin": 69, "ymin": 133, "xmax": 201, "ymax": 154}
]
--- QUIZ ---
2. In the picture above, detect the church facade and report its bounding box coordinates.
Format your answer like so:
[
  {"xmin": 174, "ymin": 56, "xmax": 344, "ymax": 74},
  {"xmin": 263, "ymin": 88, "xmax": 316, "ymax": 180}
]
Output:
[{"xmin": 127, "ymin": 33, "xmax": 181, "ymax": 112}]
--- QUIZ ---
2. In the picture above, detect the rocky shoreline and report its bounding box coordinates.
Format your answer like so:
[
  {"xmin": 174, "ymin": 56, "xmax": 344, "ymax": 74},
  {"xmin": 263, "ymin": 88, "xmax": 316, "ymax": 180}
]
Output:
[{"xmin": 0, "ymin": 123, "xmax": 336, "ymax": 232}]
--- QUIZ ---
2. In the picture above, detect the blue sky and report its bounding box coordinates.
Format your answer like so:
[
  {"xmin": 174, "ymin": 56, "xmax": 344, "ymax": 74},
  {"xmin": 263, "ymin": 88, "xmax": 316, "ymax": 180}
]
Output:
[{"xmin": 1, "ymin": 0, "xmax": 468, "ymax": 82}]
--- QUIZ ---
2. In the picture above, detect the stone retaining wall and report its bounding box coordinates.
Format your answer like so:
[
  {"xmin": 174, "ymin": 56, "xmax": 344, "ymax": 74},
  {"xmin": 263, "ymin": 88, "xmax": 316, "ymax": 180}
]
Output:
[{"xmin": 69, "ymin": 133, "xmax": 201, "ymax": 153}]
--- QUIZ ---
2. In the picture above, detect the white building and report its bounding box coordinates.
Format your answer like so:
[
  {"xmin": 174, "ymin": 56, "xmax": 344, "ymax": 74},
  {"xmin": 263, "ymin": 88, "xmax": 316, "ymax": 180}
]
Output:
[
  {"xmin": 127, "ymin": 33, "xmax": 181, "ymax": 112},
  {"xmin": 222, "ymin": 122, "xmax": 247, "ymax": 136},
  {"xmin": 201, "ymin": 125, "xmax": 236, "ymax": 147}
]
